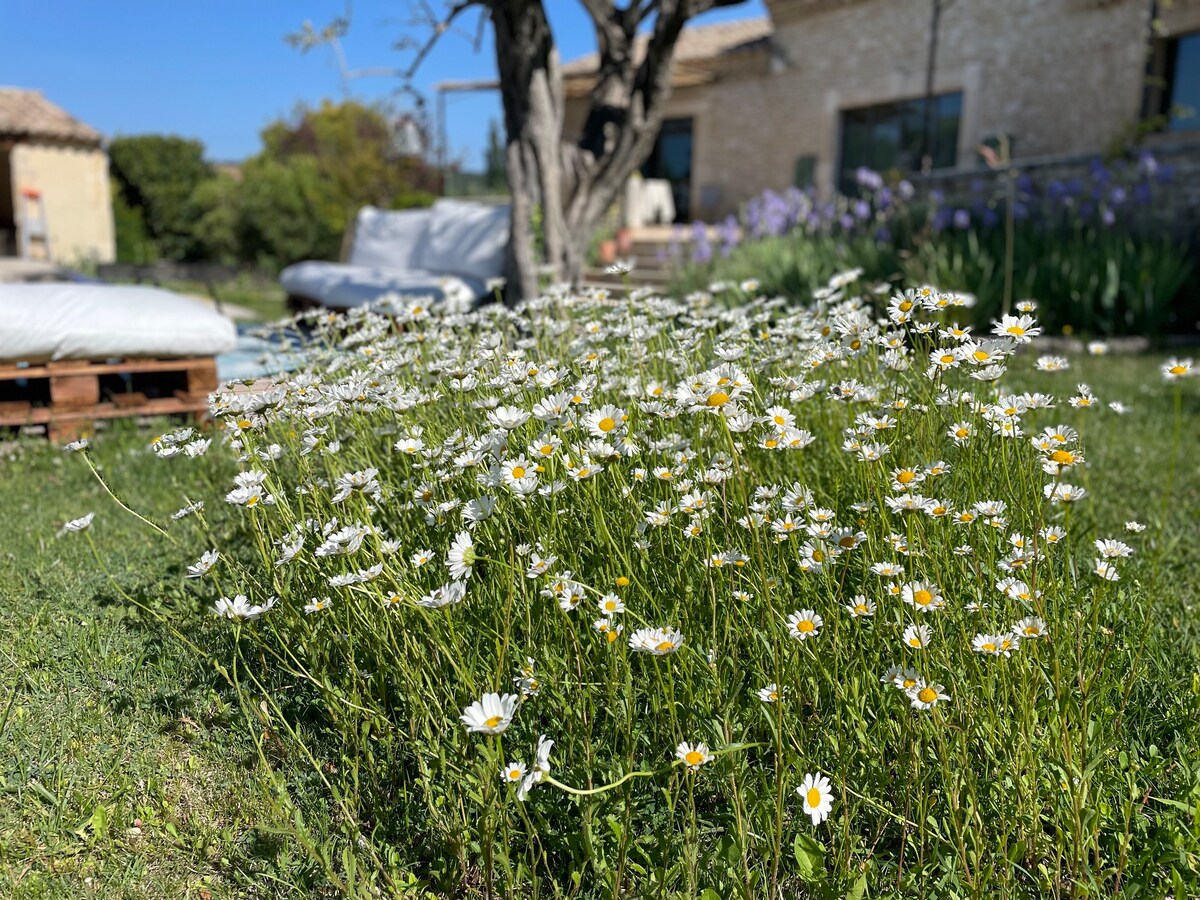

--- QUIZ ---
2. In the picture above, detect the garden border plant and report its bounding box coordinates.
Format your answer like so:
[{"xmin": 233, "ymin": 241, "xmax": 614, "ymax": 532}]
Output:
[{"xmin": 672, "ymin": 153, "xmax": 1195, "ymax": 339}]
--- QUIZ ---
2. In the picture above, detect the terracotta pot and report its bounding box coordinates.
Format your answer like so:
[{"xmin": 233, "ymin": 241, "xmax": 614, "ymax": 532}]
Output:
[
  {"xmin": 597, "ymin": 239, "xmax": 618, "ymax": 265},
  {"xmin": 615, "ymin": 227, "xmax": 634, "ymax": 256}
]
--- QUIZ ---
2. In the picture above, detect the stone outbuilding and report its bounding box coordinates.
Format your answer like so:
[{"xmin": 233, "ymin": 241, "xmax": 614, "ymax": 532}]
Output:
[{"xmin": 0, "ymin": 88, "xmax": 116, "ymax": 264}]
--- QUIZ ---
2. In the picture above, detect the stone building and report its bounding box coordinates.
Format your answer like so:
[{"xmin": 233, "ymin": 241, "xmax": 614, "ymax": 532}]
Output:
[
  {"xmin": 0, "ymin": 88, "xmax": 116, "ymax": 263},
  {"xmin": 562, "ymin": 0, "xmax": 1200, "ymax": 222}
]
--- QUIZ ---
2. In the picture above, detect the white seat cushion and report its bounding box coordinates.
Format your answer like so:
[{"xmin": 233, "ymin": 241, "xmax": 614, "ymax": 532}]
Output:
[
  {"xmin": 423, "ymin": 200, "xmax": 510, "ymax": 282},
  {"xmin": 280, "ymin": 261, "xmax": 489, "ymax": 313},
  {"xmin": 347, "ymin": 207, "xmax": 432, "ymax": 271},
  {"xmin": 0, "ymin": 284, "xmax": 236, "ymax": 362}
]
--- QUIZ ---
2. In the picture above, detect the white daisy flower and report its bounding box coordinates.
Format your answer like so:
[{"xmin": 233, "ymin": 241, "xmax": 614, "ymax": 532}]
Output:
[
  {"xmin": 460, "ymin": 692, "xmax": 519, "ymax": 735},
  {"xmin": 797, "ymin": 772, "xmax": 834, "ymax": 825}
]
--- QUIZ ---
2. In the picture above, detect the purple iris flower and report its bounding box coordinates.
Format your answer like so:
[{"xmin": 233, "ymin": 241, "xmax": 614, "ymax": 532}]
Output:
[{"xmin": 690, "ymin": 221, "xmax": 712, "ymax": 264}]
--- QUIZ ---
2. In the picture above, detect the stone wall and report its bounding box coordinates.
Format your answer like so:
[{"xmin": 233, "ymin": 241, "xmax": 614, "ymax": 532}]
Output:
[{"xmin": 909, "ymin": 138, "xmax": 1200, "ymax": 241}]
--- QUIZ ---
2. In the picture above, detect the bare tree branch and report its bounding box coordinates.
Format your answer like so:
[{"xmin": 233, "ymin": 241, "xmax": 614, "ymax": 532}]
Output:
[{"xmin": 401, "ymin": 1, "xmax": 484, "ymax": 81}]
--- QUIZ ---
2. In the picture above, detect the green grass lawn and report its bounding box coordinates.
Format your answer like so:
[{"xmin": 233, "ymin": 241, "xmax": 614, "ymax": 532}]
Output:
[
  {"xmin": 0, "ymin": 426, "xmax": 333, "ymax": 899},
  {"xmin": 1, "ymin": 349, "xmax": 1196, "ymax": 898},
  {"xmin": 113, "ymin": 277, "xmax": 290, "ymax": 324}
]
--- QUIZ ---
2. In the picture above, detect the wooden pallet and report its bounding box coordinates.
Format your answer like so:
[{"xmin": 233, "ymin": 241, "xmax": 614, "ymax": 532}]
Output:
[{"xmin": 0, "ymin": 356, "xmax": 218, "ymax": 443}]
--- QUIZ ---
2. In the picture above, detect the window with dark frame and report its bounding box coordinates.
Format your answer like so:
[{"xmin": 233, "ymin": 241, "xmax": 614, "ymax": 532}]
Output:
[
  {"xmin": 1146, "ymin": 31, "xmax": 1200, "ymax": 132},
  {"xmin": 837, "ymin": 92, "xmax": 962, "ymax": 195}
]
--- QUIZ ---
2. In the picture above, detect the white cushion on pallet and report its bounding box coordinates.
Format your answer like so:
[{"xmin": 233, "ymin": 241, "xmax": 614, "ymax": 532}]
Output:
[{"xmin": 0, "ymin": 283, "xmax": 237, "ymax": 362}]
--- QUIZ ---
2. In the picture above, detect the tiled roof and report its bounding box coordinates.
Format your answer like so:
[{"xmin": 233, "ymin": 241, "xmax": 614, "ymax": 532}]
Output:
[
  {"xmin": 561, "ymin": 17, "xmax": 772, "ymax": 78},
  {"xmin": 0, "ymin": 88, "xmax": 103, "ymax": 145}
]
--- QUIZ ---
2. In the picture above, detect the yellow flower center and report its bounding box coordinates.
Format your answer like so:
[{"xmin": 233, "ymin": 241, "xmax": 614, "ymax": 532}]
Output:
[
  {"xmin": 917, "ymin": 687, "xmax": 937, "ymax": 703},
  {"xmin": 913, "ymin": 589, "xmax": 933, "ymax": 606},
  {"xmin": 897, "ymin": 471, "xmax": 916, "ymax": 484},
  {"xmin": 511, "ymin": 466, "xmax": 526, "ymax": 479},
  {"xmin": 1170, "ymin": 365, "xmax": 1187, "ymax": 375},
  {"xmin": 812, "ymin": 550, "xmax": 824, "ymax": 563},
  {"xmin": 955, "ymin": 428, "xmax": 969, "ymax": 438},
  {"xmin": 839, "ymin": 536, "xmax": 857, "ymax": 548},
  {"xmin": 796, "ymin": 620, "xmax": 815, "ymax": 633},
  {"xmin": 598, "ymin": 417, "xmax": 616, "ymax": 432},
  {"xmin": 615, "ymin": 577, "xmax": 630, "ymax": 587},
  {"xmin": 508, "ymin": 768, "xmax": 521, "ymax": 780},
  {"xmin": 1006, "ymin": 326, "xmax": 1026, "ymax": 336},
  {"xmin": 707, "ymin": 391, "xmax": 730, "ymax": 407},
  {"xmin": 806, "ymin": 787, "xmax": 822, "ymax": 808},
  {"xmin": 656, "ymin": 640, "xmax": 676, "ymax": 652},
  {"xmin": 246, "ymin": 495, "xmax": 259, "ymax": 507},
  {"xmin": 982, "ymin": 642, "xmax": 996, "ymax": 653},
  {"xmin": 1023, "ymin": 626, "xmax": 1039, "ymax": 635},
  {"xmin": 684, "ymin": 750, "xmax": 704, "ymax": 767},
  {"xmin": 764, "ymin": 439, "xmax": 778, "ymax": 449},
  {"xmin": 902, "ymin": 678, "xmax": 917, "ymax": 689},
  {"xmin": 1049, "ymin": 449, "xmax": 1074, "ymax": 465},
  {"xmin": 972, "ymin": 350, "xmax": 990, "ymax": 362},
  {"xmin": 484, "ymin": 715, "xmax": 504, "ymax": 728},
  {"xmin": 940, "ymin": 354, "xmax": 955, "ymax": 364},
  {"xmin": 899, "ymin": 300, "xmax": 913, "ymax": 312}
]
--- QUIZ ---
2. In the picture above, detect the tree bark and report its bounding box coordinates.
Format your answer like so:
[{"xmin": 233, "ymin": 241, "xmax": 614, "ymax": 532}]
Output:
[
  {"xmin": 490, "ymin": 1, "xmax": 564, "ymax": 302},
  {"xmin": 488, "ymin": 0, "xmax": 748, "ymax": 302}
]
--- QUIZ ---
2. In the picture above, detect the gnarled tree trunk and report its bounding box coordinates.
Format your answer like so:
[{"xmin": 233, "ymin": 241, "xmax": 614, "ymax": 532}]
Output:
[{"xmin": 488, "ymin": 0, "xmax": 747, "ymax": 303}]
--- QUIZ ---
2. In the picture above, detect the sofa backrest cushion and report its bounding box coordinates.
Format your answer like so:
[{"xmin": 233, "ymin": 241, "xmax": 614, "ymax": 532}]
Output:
[
  {"xmin": 348, "ymin": 206, "xmax": 432, "ymax": 271},
  {"xmin": 422, "ymin": 199, "xmax": 510, "ymax": 281}
]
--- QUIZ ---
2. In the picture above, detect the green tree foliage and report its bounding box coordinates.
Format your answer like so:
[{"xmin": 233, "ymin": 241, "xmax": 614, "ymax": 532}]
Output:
[
  {"xmin": 235, "ymin": 156, "xmax": 340, "ymax": 269},
  {"xmin": 240, "ymin": 99, "xmax": 437, "ymax": 266},
  {"xmin": 110, "ymin": 180, "xmax": 156, "ymax": 264},
  {"xmin": 113, "ymin": 100, "xmax": 439, "ymax": 269},
  {"xmin": 109, "ymin": 136, "xmax": 213, "ymax": 260},
  {"xmin": 185, "ymin": 171, "xmax": 241, "ymax": 264}
]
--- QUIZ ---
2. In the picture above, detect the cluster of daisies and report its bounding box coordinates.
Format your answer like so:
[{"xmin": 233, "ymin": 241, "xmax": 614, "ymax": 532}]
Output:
[{"xmin": 62, "ymin": 273, "xmax": 1192, "ymax": 834}]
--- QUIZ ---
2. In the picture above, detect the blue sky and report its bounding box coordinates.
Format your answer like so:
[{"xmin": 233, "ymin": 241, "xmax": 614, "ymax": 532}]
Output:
[{"xmin": 0, "ymin": 1, "xmax": 765, "ymax": 169}]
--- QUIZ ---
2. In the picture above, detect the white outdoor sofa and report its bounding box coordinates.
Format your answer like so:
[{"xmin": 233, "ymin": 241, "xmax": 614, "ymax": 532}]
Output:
[{"xmin": 279, "ymin": 199, "xmax": 510, "ymax": 314}]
